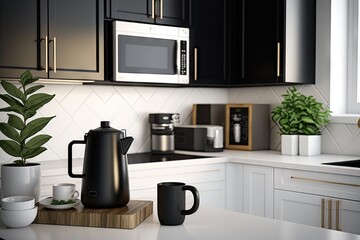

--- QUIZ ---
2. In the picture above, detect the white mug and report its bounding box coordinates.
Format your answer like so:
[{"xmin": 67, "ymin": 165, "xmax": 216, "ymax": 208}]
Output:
[{"xmin": 53, "ymin": 183, "xmax": 79, "ymax": 201}]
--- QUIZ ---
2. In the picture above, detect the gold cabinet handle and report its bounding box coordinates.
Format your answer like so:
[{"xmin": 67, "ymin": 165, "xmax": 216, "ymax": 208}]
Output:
[
  {"xmin": 45, "ymin": 35, "xmax": 48, "ymax": 73},
  {"xmin": 321, "ymin": 198, "xmax": 325, "ymax": 228},
  {"xmin": 53, "ymin": 37, "xmax": 57, "ymax": 73},
  {"xmin": 194, "ymin": 48, "xmax": 198, "ymax": 81},
  {"xmin": 151, "ymin": 0, "xmax": 155, "ymax": 19},
  {"xmin": 277, "ymin": 42, "xmax": 280, "ymax": 77},
  {"xmin": 328, "ymin": 199, "xmax": 332, "ymax": 229},
  {"xmin": 335, "ymin": 200, "xmax": 340, "ymax": 231},
  {"xmin": 160, "ymin": 0, "xmax": 163, "ymax": 19},
  {"xmin": 291, "ymin": 176, "xmax": 360, "ymax": 187}
]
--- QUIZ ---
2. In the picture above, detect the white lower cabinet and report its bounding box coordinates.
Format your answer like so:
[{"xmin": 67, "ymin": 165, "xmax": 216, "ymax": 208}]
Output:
[
  {"xmin": 274, "ymin": 168, "xmax": 360, "ymax": 235},
  {"xmin": 226, "ymin": 162, "xmax": 274, "ymax": 218},
  {"xmin": 129, "ymin": 163, "xmax": 226, "ymax": 210},
  {"xmin": 243, "ymin": 165, "xmax": 274, "ymax": 218}
]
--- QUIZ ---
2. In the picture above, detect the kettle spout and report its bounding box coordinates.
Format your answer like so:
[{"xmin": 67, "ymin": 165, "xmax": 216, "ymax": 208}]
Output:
[{"xmin": 120, "ymin": 137, "xmax": 134, "ymax": 155}]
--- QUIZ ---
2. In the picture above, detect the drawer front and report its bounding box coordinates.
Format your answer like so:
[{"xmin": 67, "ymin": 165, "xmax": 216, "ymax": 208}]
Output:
[
  {"xmin": 274, "ymin": 168, "xmax": 360, "ymax": 201},
  {"xmin": 129, "ymin": 163, "xmax": 226, "ymax": 190}
]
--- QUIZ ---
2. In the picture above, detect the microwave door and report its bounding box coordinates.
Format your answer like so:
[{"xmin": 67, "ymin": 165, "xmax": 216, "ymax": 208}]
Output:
[{"xmin": 116, "ymin": 35, "xmax": 178, "ymax": 83}]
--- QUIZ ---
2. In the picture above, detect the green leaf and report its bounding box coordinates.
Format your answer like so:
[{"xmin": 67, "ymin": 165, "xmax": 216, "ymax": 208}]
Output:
[
  {"xmin": 25, "ymin": 85, "xmax": 44, "ymax": 96},
  {"xmin": 7, "ymin": 114, "xmax": 25, "ymax": 130},
  {"xmin": 0, "ymin": 140, "xmax": 21, "ymax": 157},
  {"xmin": 20, "ymin": 70, "xmax": 39, "ymax": 87},
  {"xmin": 25, "ymin": 134, "xmax": 51, "ymax": 149},
  {"xmin": 14, "ymin": 160, "xmax": 26, "ymax": 166},
  {"xmin": 0, "ymin": 122, "xmax": 21, "ymax": 143},
  {"xmin": 0, "ymin": 106, "xmax": 21, "ymax": 115},
  {"xmin": 21, "ymin": 116, "xmax": 55, "ymax": 140},
  {"xmin": 26, "ymin": 93, "xmax": 55, "ymax": 112},
  {"xmin": 24, "ymin": 109, "xmax": 37, "ymax": 120},
  {"xmin": 21, "ymin": 147, "xmax": 46, "ymax": 159},
  {"xmin": 1, "ymin": 81, "xmax": 25, "ymax": 103},
  {"xmin": 0, "ymin": 94, "xmax": 24, "ymax": 108},
  {"xmin": 300, "ymin": 116, "xmax": 316, "ymax": 124}
]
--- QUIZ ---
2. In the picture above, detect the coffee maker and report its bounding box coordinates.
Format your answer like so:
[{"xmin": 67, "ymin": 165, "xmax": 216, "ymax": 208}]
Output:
[
  {"xmin": 149, "ymin": 113, "xmax": 180, "ymax": 154},
  {"xmin": 68, "ymin": 121, "xmax": 134, "ymax": 208}
]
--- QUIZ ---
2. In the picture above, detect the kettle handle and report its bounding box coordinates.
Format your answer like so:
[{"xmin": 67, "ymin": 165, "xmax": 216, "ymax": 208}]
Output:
[{"xmin": 68, "ymin": 139, "xmax": 86, "ymax": 178}]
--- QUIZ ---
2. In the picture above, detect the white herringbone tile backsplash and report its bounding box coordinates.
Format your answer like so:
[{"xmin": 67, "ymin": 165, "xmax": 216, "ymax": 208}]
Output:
[{"xmin": 1, "ymin": 83, "xmax": 360, "ymax": 164}]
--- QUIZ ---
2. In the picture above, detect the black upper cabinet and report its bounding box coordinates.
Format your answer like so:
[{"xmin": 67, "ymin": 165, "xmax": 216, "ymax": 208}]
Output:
[
  {"xmin": 189, "ymin": 0, "xmax": 228, "ymax": 86},
  {"xmin": 0, "ymin": 0, "xmax": 104, "ymax": 81},
  {"xmin": 109, "ymin": 0, "xmax": 190, "ymax": 27},
  {"xmin": 229, "ymin": 0, "xmax": 316, "ymax": 86}
]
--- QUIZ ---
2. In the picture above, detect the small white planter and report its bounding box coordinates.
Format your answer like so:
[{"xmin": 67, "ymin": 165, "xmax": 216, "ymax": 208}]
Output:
[
  {"xmin": 299, "ymin": 135, "xmax": 321, "ymax": 156},
  {"xmin": 1, "ymin": 164, "xmax": 41, "ymax": 202},
  {"xmin": 281, "ymin": 135, "xmax": 299, "ymax": 155}
]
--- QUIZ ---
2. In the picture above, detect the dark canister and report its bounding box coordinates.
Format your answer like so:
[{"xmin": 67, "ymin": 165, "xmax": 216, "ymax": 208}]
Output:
[
  {"xmin": 68, "ymin": 121, "xmax": 134, "ymax": 208},
  {"xmin": 157, "ymin": 182, "xmax": 200, "ymax": 225}
]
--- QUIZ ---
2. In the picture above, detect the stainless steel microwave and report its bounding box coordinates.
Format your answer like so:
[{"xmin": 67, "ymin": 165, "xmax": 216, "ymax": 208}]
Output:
[{"xmin": 113, "ymin": 21, "xmax": 189, "ymax": 84}]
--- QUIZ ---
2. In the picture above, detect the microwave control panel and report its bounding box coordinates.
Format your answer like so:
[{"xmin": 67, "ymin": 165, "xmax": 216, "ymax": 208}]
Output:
[{"xmin": 180, "ymin": 40, "xmax": 187, "ymax": 75}]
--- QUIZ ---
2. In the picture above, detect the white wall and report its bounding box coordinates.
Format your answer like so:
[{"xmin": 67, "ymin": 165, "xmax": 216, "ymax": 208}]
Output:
[{"xmin": 1, "ymin": 0, "xmax": 360, "ymax": 165}]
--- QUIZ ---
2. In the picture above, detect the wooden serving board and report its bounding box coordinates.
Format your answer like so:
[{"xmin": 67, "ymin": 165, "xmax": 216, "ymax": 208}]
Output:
[{"xmin": 34, "ymin": 200, "xmax": 153, "ymax": 229}]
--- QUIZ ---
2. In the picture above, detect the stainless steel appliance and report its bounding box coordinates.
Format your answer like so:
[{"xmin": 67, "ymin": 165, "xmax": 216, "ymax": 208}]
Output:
[
  {"xmin": 68, "ymin": 121, "xmax": 134, "ymax": 208},
  {"xmin": 149, "ymin": 113, "xmax": 180, "ymax": 154},
  {"xmin": 113, "ymin": 21, "xmax": 189, "ymax": 85},
  {"xmin": 174, "ymin": 125, "xmax": 223, "ymax": 152}
]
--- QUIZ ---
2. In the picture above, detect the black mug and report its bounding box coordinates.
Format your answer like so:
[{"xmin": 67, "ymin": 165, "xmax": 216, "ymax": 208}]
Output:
[{"xmin": 157, "ymin": 182, "xmax": 200, "ymax": 225}]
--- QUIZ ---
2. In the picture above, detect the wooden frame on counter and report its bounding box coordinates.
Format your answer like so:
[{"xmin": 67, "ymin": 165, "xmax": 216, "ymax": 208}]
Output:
[{"xmin": 225, "ymin": 103, "xmax": 270, "ymax": 151}]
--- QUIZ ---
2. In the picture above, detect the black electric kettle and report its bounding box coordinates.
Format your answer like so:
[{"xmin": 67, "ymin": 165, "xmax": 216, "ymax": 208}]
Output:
[{"xmin": 68, "ymin": 121, "xmax": 134, "ymax": 208}]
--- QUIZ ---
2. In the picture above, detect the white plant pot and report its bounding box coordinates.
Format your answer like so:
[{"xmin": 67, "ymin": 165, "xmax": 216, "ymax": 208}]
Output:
[
  {"xmin": 299, "ymin": 135, "xmax": 321, "ymax": 156},
  {"xmin": 281, "ymin": 135, "xmax": 299, "ymax": 155},
  {"xmin": 1, "ymin": 164, "xmax": 41, "ymax": 202}
]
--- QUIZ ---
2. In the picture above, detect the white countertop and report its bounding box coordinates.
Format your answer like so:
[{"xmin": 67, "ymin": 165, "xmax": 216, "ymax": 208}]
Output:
[
  {"xmin": 0, "ymin": 206, "xmax": 359, "ymax": 240},
  {"xmin": 39, "ymin": 150, "xmax": 360, "ymax": 178},
  {"xmin": 125, "ymin": 150, "xmax": 360, "ymax": 177}
]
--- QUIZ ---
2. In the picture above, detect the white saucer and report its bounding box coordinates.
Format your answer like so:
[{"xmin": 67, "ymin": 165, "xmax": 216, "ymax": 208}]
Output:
[{"xmin": 39, "ymin": 197, "xmax": 81, "ymax": 210}]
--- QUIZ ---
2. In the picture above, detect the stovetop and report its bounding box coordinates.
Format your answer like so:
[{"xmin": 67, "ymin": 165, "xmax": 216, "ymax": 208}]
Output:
[{"xmin": 127, "ymin": 152, "xmax": 210, "ymax": 164}]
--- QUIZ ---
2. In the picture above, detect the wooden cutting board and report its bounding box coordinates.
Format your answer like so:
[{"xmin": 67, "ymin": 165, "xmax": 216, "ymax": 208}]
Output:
[{"xmin": 34, "ymin": 200, "xmax": 153, "ymax": 229}]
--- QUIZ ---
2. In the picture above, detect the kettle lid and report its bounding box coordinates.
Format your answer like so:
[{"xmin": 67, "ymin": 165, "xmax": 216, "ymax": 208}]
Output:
[{"xmin": 89, "ymin": 121, "xmax": 123, "ymax": 135}]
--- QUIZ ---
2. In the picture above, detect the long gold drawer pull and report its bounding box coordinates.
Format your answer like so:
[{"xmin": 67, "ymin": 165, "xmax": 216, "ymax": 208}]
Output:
[
  {"xmin": 335, "ymin": 200, "xmax": 340, "ymax": 231},
  {"xmin": 290, "ymin": 176, "xmax": 360, "ymax": 187},
  {"xmin": 328, "ymin": 199, "xmax": 332, "ymax": 229},
  {"xmin": 321, "ymin": 198, "xmax": 325, "ymax": 228}
]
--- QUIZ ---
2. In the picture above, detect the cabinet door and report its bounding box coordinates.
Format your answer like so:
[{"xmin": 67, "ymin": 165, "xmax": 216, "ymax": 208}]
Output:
[
  {"xmin": 226, "ymin": 163, "xmax": 244, "ymax": 212},
  {"xmin": 48, "ymin": 0, "xmax": 104, "ymax": 80},
  {"xmin": 274, "ymin": 189, "xmax": 322, "ymax": 227},
  {"xmin": 0, "ymin": 0, "xmax": 47, "ymax": 78},
  {"xmin": 243, "ymin": 165, "xmax": 273, "ymax": 218},
  {"xmin": 275, "ymin": 190, "xmax": 360, "ymax": 235},
  {"xmin": 332, "ymin": 199, "xmax": 360, "ymax": 235},
  {"xmin": 155, "ymin": 0, "xmax": 190, "ymax": 27},
  {"xmin": 189, "ymin": 0, "xmax": 228, "ymax": 86},
  {"xmin": 239, "ymin": 0, "xmax": 281, "ymax": 85},
  {"xmin": 110, "ymin": 0, "xmax": 154, "ymax": 24}
]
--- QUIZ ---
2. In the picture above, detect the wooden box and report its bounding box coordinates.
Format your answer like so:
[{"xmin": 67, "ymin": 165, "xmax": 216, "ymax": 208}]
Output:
[{"xmin": 225, "ymin": 104, "xmax": 269, "ymax": 150}]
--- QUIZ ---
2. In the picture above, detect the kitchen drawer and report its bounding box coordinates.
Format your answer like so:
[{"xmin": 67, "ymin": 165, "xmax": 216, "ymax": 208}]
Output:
[
  {"xmin": 129, "ymin": 163, "xmax": 225, "ymax": 190},
  {"xmin": 274, "ymin": 168, "xmax": 360, "ymax": 201}
]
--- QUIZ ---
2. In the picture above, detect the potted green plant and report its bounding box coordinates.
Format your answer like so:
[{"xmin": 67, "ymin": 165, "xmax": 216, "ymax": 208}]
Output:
[
  {"xmin": 271, "ymin": 86, "xmax": 302, "ymax": 155},
  {"xmin": 0, "ymin": 70, "xmax": 55, "ymax": 202},
  {"xmin": 272, "ymin": 86, "xmax": 332, "ymax": 156}
]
